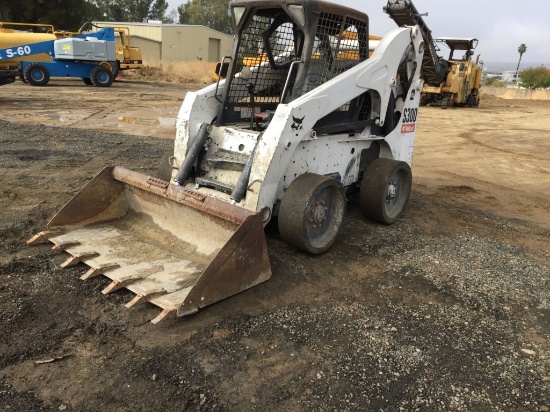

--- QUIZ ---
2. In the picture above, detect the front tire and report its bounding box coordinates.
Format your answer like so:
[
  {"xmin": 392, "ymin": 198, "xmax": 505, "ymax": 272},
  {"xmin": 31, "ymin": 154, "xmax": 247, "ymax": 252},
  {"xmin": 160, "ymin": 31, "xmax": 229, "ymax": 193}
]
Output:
[
  {"xmin": 23, "ymin": 63, "xmax": 50, "ymax": 86},
  {"xmin": 90, "ymin": 65, "xmax": 114, "ymax": 87},
  {"xmin": 360, "ymin": 158, "xmax": 412, "ymax": 224},
  {"xmin": 279, "ymin": 173, "xmax": 346, "ymax": 254}
]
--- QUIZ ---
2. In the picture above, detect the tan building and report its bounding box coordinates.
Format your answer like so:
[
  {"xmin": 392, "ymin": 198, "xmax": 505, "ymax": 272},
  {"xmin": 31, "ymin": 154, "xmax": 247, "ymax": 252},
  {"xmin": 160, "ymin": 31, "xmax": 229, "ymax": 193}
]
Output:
[{"xmin": 92, "ymin": 21, "xmax": 233, "ymax": 62}]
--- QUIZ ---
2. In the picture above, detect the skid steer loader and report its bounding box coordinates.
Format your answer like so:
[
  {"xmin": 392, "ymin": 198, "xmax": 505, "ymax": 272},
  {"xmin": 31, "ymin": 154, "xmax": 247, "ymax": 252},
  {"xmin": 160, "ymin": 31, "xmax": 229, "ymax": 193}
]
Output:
[{"xmin": 29, "ymin": 0, "xmax": 428, "ymax": 323}]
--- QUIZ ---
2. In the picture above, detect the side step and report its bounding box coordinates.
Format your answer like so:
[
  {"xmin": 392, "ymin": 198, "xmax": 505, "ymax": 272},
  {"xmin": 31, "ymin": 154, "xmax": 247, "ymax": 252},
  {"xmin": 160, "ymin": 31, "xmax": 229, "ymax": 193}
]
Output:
[{"xmin": 206, "ymin": 148, "xmax": 249, "ymax": 170}]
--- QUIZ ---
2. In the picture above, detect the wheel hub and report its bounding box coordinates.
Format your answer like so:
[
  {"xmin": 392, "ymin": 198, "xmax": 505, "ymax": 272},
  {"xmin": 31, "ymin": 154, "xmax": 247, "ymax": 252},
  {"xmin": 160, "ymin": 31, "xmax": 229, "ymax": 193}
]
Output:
[
  {"xmin": 309, "ymin": 200, "xmax": 328, "ymax": 228},
  {"xmin": 386, "ymin": 181, "xmax": 397, "ymax": 203}
]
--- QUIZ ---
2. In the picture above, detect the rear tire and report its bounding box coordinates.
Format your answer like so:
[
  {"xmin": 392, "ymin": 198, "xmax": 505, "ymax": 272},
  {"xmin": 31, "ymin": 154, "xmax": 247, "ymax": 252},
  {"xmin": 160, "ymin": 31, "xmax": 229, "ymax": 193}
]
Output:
[
  {"xmin": 112, "ymin": 62, "xmax": 120, "ymax": 79},
  {"xmin": 90, "ymin": 65, "xmax": 114, "ymax": 87},
  {"xmin": 101, "ymin": 61, "xmax": 119, "ymax": 79},
  {"xmin": 278, "ymin": 173, "xmax": 346, "ymax": 254},
  {"xmin": 23, "ymin": 63, "xmax": 50, "ymax": 86},
  {"xmin": 360, "ymin": 158, "xmax": 412, "ymax": 224}
]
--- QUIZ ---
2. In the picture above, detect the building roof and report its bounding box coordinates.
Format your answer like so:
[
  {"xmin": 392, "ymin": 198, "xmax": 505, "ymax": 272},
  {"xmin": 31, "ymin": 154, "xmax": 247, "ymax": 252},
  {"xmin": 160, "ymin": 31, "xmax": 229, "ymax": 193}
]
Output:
[{"xmin": 92, "ymin": 21, "xmax": 232, "ymax": 38}]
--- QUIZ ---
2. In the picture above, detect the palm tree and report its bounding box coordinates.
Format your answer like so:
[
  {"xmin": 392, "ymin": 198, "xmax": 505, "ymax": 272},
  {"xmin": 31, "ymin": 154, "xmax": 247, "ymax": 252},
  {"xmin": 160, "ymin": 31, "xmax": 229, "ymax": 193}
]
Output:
[{"xmin": 514, "ymin": 44, "xmax": 527, "ymax": 82}]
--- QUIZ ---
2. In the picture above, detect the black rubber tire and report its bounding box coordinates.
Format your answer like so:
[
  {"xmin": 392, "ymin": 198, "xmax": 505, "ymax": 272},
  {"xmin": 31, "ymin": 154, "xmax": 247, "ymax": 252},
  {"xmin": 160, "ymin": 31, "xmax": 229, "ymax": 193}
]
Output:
[
  {"xmin": 360, "ymin": 158, "xmax": 412, "ymax": 225},
  {"xmin": 278, "ymin": 173, "xmax": 346, "ymax": 254},
  {"xmin": 156, "ymin": 152, "xmax": 173, "ymax": 182},
  {"xmin": 82, "ymin": 78, "xmax": 93, "ymax": 85},
  {"xmin": 19, "ymin": 73, "xmax": 27, "ymax": 84},
  {"xmin": 90, "ymin": 65, "xmax": 114, "ymax": 87},
  {"xmin": 100, "ymin": 61, "xmax": 119, "ymax": 78},
  {"xmin": 23, "ymin": 63, "xmax": 50, "ymax": 86},
  {"xmin": 112, "ymin": 62, "xmax": 120, "ymax": 79}
]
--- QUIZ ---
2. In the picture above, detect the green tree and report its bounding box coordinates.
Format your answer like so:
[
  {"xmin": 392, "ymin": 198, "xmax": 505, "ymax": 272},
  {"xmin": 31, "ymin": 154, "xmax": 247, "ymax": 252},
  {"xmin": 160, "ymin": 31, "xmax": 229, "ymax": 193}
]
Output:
[
  {"xmin": 0, "ymin": 0, "xmax": 98, "ymax": 31},
  {"xmin": 149, "ymin": 0, "xmax": 168, "ymax": 20},
  {"xmin": 178, "ymin": 0, "xmax": 232, "ymax": 34},
  {"xmin": 93, "ymin": 0, "xmax": 169, "ymax": 22},
  {"xmin": 519, "ymin": 67, "xmax": 550, "ymax": 89},
  {"xmin": 164, "ymin": 9, "xmax": 179, "ymax": 24},
  {"xmin": 483, "ymin": 77, "xmax": 504, "ymax": 87},
  {"xmin": 514, "ymin": 43, "xmax": 527, "ymax": 83}
]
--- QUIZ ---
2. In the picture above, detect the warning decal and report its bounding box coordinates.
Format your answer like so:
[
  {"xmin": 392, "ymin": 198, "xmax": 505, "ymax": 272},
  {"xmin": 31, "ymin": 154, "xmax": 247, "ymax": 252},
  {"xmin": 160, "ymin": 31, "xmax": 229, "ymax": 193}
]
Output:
[{"xmin": 401, "ymin": 123, "xmax": 416, "ymax": 133}]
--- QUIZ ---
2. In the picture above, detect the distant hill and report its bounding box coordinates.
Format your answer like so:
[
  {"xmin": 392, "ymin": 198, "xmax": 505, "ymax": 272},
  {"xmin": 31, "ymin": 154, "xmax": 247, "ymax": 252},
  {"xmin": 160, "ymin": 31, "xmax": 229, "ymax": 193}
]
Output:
[{"xmin": 483, "ymin": 62, "xmax": 549, "ymax": 73}]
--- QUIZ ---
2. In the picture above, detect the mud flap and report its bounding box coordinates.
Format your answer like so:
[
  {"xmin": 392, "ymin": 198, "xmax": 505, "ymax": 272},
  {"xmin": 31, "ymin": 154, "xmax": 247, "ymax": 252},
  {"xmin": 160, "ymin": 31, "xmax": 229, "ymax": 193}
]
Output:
[{"xmin": 27, "ymin": 166, "xmax": 271, "ymax": 323}]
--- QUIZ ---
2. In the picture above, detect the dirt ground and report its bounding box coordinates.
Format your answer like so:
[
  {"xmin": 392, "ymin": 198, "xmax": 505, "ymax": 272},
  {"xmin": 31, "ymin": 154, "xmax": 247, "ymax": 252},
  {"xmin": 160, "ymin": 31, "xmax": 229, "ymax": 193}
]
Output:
[{"xmin": 0, "ymin": 78, "xmax": 549, "ymax": 412}]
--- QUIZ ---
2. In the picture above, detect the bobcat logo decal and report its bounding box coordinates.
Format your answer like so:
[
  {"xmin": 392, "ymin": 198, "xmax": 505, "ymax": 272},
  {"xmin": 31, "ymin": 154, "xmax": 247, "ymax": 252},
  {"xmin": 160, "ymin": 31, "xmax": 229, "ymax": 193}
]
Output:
[{"xmin": 291, "ymin": 115, "xmax": 305, "ymax": 131}]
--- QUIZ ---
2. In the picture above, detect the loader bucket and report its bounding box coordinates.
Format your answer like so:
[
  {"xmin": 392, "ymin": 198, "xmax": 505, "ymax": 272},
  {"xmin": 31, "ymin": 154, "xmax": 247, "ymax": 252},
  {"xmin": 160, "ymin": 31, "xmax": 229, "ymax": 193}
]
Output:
[{"xmin": 27, "ymin": 166, "xmax": 271, "ymax": 323}]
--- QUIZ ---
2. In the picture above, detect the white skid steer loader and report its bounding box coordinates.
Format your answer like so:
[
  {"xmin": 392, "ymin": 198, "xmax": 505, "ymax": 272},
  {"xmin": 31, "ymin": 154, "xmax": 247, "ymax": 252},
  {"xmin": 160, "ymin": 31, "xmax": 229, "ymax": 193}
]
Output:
[{"xmin": 28, "ymin": 0, "xmax": 426, "ymax": 323}]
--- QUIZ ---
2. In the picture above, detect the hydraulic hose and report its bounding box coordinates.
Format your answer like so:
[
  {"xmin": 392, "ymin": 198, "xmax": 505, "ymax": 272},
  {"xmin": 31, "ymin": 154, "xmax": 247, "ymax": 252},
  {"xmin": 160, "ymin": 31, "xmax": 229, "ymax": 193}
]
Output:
[{"xmin": 173, "ymin": 123, "xmax": 210, "ymax": 185}]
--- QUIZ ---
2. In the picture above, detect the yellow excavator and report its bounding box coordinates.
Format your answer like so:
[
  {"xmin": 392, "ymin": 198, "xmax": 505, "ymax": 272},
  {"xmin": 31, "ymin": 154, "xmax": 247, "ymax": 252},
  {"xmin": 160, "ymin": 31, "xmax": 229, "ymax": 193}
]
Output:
[{"xmin": 28, "ymin": 0, "xmax": 444, "ymax": 323}]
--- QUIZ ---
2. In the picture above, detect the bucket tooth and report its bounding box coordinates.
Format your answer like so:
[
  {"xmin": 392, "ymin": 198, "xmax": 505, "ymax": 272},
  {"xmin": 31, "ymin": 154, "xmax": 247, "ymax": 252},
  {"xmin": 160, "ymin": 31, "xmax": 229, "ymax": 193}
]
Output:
[
  {"xmin": 151, "ymin": 309, "xmax": 176, "ymax": 324},
  {"xmin": 98, "ymin": 260, "xmax": 173, "ymax": 294},
  {"xmin": 124, "ymin": 263, "xmax": 201, "ymax": 296},
  {"xmin": 81, "ymin": 263, "xmax": 120, "ymax": 280},
  {"xmin": 149, "ymin": 286, "xmax": 195, "ymax": 317},
  {"xmin": 60, "ymin": 251, "xmax": 99, "ymax": 268},
  {"xmin": 102, "ymin": 280, "xmax": 133, "ymax": 294},
  {"xmin": 125, "ymin": 289, "xmax": 166, "ymax": 308},
  {"xmin": 118, "ymin": 266, "xmax": 200, "ymax": 317},
  {"xmin": 26, "ymin": 229, "xmax": 62, "ymax": 245},
  {"xmin": 100, "ymin": 272, "xmax": 147, "ymax": 294}
]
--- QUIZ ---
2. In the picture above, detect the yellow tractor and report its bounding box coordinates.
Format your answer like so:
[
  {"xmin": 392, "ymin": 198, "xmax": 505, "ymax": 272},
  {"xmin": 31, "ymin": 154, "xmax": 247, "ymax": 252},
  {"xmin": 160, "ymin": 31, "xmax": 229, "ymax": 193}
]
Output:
[
  {"xmin": 86, "ymin": 25, "xmax": 142, "ymax": 75},
  {"xmin": 420, "ymin": 38, "xmax": 483, "ymax": 108}
]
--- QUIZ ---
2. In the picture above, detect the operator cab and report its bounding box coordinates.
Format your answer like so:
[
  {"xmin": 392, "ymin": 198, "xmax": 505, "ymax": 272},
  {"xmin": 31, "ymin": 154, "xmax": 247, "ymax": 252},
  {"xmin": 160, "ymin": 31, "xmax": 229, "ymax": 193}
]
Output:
[
  {"xmin": 215, "ymin": 0, "xmax": 372, "ymax": 133},
  {"xmin": 435, "ymin": 37, "xmax": 479, "ymax": 62}
]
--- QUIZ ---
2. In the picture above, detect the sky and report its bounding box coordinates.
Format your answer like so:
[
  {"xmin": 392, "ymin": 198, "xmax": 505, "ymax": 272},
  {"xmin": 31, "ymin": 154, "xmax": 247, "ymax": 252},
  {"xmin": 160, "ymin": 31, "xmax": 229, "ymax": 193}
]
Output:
[{"xmin": 166, "ymin": 0, "xmax": 549, "ymax": 66}]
